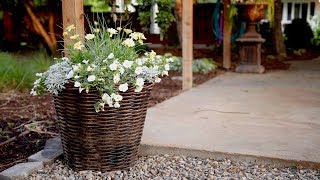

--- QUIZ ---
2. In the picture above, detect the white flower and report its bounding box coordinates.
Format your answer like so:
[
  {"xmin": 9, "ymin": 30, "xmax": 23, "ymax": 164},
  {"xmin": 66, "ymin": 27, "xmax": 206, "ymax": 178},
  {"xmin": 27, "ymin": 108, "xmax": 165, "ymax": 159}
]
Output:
[
  {"xmin": 79, "ymin": 87, "xmax": 84, "ymax": 93},
  {"xmin": 123, "ymin": 60, "xmax": 133, "ymax": 68},
  {"xmin": 73, "ymin": 65, "xmax": 80, "ymax": 71},
  {"xmin": 82, "ymin": 60, "xmax": 89, "ymax": 64},
  {"xmin": 153, "ymin": 65, "xmax": 159, "ymax": 70},
  {"xmin": 164, "ymin": 64, "xmax": 170, "ymax": 71},
  {"xmin": 86, "ymin": 88, "xmax": 89, "ymax": 93},
  {"xmin": 109, "ymin": 62, "xmax": 118, "ymax": 71},
  {"xmin": 113, "ymin": 74, "xmax": 120, "ymax": 83},
  {"xmin": 85, "ymin": 34, "xmax": 95, "ymax": 40},
  {"xmin": 124, "ymin": 29, "xmax": 132, "ymax": 34},
  {"xmin": 87, "ymin": 75, "xmax": 96, "ymax": 82},
  {"xmin": 162, "ymin": 71, "xmax": 169, "ymax": 76},
  {"xmin": 34, "ymin": 78, "xmax": 41, "ymax": 85},
  {"xmin": 167, "ymin": 57, "xmax": 174, "ymax": 63},
  {"xmin": 87, "ymin": 66, "xmax": 93, "ymax": 71},
  {"xmin": 135, "ymin": 67, "xmax": 143, "ymax": 75},
  {"xmin": 119, "ymin": 83, "xmax": 128, "ymax": 92},
  {"xmin": 66, "ymin": 24, "xmax": 75, "ymax": 32},
  {"xmin": 35, "ymin": 73, "xmax": 42, "ymax": 77},
  {"xmin": 108, "ymin": 53, "xmax": 114, "ymax": 59},
  {"xmin": 117, "ymin": 27, "xmax": 122, "ymax": 31},
  {"xmin": 66, "ymin": 70, "xmax": 74, "ymax": 79},
  {"xmin": 94, "ymin": 28, "xmax": 100, "ymax": 33},
  {"xmin": 74, "ymin": 41, "xmax": 84, "ymax": 50},
  {"xmin": 113, "ymin": 94, "xmax": 123, "ymax": 102},
  {"xmin": 30, "ymin": 89, "xmax": 37, "ymax": 96},
  {"xmin": 70, "ymin": 34, "xmax": 79, "ymax": 39},
  {"xmin": 119, "ymin": 67, "xmax": 124, "ymax": 74},
  {"xmin": 136, "ymin": 78, "xmax": 144, "ymax": 87},
  {"xmin": 114, "ymin": 102, "xmax": 120, "ymax": 108},
  {"xmin": 150, "ymin": 50, "xmax": 156, "ymax": 58},
  {"xmin": 135, "ymin": 86, "xmax": 143, "ymax": 92},
  {"xmin": 74, "ymin": 75, "xmax": 80, "ymax": 79},
  {"xmin": 130, "ymin": 32, "xmax": 146, "ymax": 40},
  {"xmin": 107, "ymin": 28, "xmax": 118, "ymax": 37},
  {"xmin": 102, "ymin": 93, "xmax": 110, "ymax": 101},
  {"xmin": 99, "ymin": 102, "xmax": 105, "ymax": 110},
  {"xmin": 136, "ymin": 59, "xmax": 143, "ymax": 65},
  {"xmin": 74, "ymin": 81, "xmax": 81, "ymax": 87},
  {"xmin": 122, "ymin": 38, "xmax": 135, "ymax": 47},
  {"xmin": 155, "ymin": 77, "xmax": 161, "ymax": 83}
]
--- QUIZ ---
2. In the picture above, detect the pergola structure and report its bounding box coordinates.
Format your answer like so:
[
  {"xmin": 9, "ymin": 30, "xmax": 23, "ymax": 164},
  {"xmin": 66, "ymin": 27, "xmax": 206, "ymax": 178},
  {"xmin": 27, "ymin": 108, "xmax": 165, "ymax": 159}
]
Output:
[{"xmin": 62, "ymin": 0, "xmax": 231, "ymax": 90}]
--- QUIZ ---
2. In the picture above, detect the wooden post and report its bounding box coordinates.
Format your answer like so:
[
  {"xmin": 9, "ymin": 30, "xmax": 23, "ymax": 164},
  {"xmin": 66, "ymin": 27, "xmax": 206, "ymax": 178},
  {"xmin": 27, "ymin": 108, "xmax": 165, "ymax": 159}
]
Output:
[
  {"xmin": 62, "ymin": 0, "xmax": 84, "ymax": 44},
  {"xmin": 182, "ymin": 0, "xmax": 193, "ymax": 90},
  {"xmin": 223, "ymin": 0, "xmax": 231, "ymax": 69}
]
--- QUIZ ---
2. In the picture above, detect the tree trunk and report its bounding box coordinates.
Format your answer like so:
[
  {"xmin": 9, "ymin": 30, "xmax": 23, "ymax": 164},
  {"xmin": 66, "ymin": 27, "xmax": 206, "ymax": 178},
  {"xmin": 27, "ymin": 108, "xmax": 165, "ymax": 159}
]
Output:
[
  {"xmin": 23, "ymin": 0, "xmax": 57, "ymax": 54},
  {"xmin": 272, "ymin": 0, "xmax": 286, "ymax": 57},
  {"xmin": 175, "ymin": 0, "xmax": 182, "ymax": 47}
]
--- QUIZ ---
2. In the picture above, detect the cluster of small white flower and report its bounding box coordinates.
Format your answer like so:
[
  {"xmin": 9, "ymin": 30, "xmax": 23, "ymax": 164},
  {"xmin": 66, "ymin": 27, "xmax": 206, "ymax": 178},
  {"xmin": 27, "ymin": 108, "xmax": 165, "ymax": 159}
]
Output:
[{"xmin": 32, "ymin": 23, "xmax": 172, "ymax": 112}]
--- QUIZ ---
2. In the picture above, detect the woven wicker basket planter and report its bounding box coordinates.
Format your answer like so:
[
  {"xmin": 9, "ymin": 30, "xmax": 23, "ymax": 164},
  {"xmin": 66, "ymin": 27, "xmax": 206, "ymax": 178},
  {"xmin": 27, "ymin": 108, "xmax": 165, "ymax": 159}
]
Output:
[{"xmin": 53, "ymin": 82, "xmax": 153, "ymax": 172}]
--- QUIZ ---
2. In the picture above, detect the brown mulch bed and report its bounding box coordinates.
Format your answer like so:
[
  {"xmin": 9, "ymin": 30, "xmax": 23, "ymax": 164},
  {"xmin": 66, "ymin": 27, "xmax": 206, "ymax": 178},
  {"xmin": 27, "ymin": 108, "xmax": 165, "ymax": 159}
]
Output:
[{"xmin": 0, "ymin": 70, "xmax": 223, "ymax": 172}]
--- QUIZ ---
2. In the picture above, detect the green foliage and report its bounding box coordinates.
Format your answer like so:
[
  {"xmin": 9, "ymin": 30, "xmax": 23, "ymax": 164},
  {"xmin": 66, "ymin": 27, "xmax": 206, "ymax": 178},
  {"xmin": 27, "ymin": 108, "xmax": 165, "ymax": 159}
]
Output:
[
  {"xmin": 165, "ymin": 54, "xmax": 217, "ymax": 74},
  {"xmin": 137, "ymin": 0, "xmax": 175, "ymax": 40},
  {"xmin": 310, "ymin": 15, "xmax": 320, "ymax": 47},
  {"xmin": 0, "ymin": 52, "xmax": 52, "ymax": 92}
]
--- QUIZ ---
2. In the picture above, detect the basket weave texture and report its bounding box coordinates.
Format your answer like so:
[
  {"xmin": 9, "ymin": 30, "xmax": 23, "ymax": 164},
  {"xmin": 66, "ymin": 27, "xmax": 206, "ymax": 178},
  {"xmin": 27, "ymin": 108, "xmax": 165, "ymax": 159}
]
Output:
[{"xmin": 54, "ymin": 82, "xmax": 153, "ymax": 172}]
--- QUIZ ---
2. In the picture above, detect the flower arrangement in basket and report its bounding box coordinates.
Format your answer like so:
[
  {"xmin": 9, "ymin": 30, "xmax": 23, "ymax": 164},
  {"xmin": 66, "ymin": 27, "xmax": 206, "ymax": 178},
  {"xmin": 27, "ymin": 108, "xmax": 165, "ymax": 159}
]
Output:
[
  {"xmin": 31, "ymin": 20, "xmax": 173, "ymax": 171},
  {"xmin": 31, "ymin": 21, "xmax": 172, "ymax": 112}
]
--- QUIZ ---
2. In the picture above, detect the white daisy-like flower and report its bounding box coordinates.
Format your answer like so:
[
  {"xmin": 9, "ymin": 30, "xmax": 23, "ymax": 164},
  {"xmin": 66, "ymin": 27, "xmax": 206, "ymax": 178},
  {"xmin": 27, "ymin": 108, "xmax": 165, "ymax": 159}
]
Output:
[
  {"xmin": 66, "ymin": 24, "xmax": 75, "ymax": 32},
  {"xmin": 150, "ymin": 50, "xmax": 156, "ymax": 58},
  {"xmin": 114, "ymin": 102, "xmax": 120, "ymax": 108},
  {"xmin": 119, "ymin": 67, "xmax": 124, "ymax": 74},
  {"xmin": 87, "ymin": 75, "xmax": 96, "ymax": 82},
  {"xmin": 113, "ymin": 74, "xmax": 120, "ymax": 83},
  {"xmin": 107, "ymin": 28, "xmax": 118, "ymax": 37},
  {"xmin": 108, "ymin": 53, "xmax": 114, "ymax": 59},
  {"xmin": 30, "ymin": 89, "xmax": 37, "ymax": 96},
  {"xmin": 85, "ymin": 34, "xmax": 95, "ymax": 40},
  {"xmin": 70, "ymin": 34, "xmax": 79, "ymax": 40},
  {"xmin": 123, "ymin": 60, "xmax": 133, "ymax": 68},
  {"xmin": 74, "ymin": 75, "xmax": 80, "ymax": 79},
  {"xmin": 155, "ymin": 77, "xmax": 161, "ymax": 83},
  {"xmin": 74, "ymin": 41, "xmax": 84, "ymax": 50},
  {"xmin": 94, "ymin": 28, "xmax": 100, "ymax": 33},
  {"xmin": 136, "ymin": 78, "xmax": 144, "ymax": 87},
  {"xmin": 74, "ymin": 81, "xmax": 81, "ymax": 87},
  {"xmin": 35, "ymin": 73, "xmax": 43, "ymax": 77},
  {"xmin": 117, "ymin": 27, "xmax": 122, "ymax": 31},
  {"xmin": 124, "ymin": 29, "xmax": 132, "ymax": 34},
  {"xmin": 72, "ymin": 65, "xmax": 80, "ymax": 72},
  {"xmin": 119, "ymin": 83, "xmax": 128, "ymax": 92},
  {"xmin": 122, "ymin": 38, "xmax": 135, "ymax": 47},
  {"xmin": 135, "ymin": 67, "xmax": 143, "ymax": 75}
]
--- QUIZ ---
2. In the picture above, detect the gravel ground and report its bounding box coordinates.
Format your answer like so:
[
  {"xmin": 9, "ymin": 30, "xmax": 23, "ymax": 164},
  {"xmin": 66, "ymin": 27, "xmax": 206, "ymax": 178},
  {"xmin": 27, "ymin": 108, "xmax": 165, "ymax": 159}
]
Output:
[{"xmin": 28, "ymin": 155, "xmax": 320, "ymax": 180}]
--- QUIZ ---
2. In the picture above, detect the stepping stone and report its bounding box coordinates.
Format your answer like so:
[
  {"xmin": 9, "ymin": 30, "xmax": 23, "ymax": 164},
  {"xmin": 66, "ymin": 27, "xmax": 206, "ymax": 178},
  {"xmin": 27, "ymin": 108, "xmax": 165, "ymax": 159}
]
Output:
[
  {"xmin": 0, "ymin": 162, "xmax": 43, "ymax": 180},
  {"xmin": 44, "ymin": 137, "xmax": 62, "ymax": 150},
  {"xmin": 28, "ymin": 149, "xmax": 63, "ymax": 165}
]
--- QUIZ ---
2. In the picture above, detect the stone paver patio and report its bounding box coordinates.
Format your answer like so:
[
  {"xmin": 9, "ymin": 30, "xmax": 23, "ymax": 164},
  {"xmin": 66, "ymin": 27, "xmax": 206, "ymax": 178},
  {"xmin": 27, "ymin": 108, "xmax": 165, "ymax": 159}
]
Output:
[{"xmin": 141, "ymin": 57, "xmax": 320, "ymax": 167}]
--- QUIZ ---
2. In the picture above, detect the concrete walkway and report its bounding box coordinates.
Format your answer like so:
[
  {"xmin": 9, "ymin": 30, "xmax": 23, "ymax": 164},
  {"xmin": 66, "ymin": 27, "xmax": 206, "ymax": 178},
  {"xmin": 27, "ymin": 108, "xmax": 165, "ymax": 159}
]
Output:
[{"xmin": 141, "ymin": 58, "xmax": 320, "ymax": 167}]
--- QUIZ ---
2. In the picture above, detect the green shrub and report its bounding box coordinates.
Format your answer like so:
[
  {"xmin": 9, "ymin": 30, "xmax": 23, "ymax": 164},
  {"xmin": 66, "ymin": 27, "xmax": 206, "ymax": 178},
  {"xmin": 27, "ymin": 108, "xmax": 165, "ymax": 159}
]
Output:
[
  {"xmin": 0, "ymin": 52, "xmax": 52, "ymax": 92},
  {"xmin": 164, "ymin": 53, "xmax": 217, "ymax": 74},
  {"xmin": 310, "ymin": 15, "xmax": 320, "ymax": 47}
]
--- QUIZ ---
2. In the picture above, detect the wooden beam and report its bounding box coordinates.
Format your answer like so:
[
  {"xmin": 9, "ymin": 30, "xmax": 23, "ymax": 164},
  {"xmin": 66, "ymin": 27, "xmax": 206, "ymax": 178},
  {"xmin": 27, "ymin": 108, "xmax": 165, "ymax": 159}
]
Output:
[
  {"xmin": 223, "ymin": 0, "xmax": 231, "ymax": 69},
  {"xmin": 182, "ymin": 0, "xmax": 193, "ymax": 90},
  {"xmin": 62, "ymin": 0, "xmax": 84, "ymax": 46}
]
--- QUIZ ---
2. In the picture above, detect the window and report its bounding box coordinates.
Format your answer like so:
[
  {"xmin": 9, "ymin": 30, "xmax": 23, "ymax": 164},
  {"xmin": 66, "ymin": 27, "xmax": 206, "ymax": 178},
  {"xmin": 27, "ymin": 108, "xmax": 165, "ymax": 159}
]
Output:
[
  {"xmin": 311, "ymin": 2, "xmax": 315, "ymax": 17},
  {"xmin": 288, "ymin": 3, "xmax": 292, "ymax": 20},
  {"xmin": 294, "ymin": 3, "xmax": 301, "ymax": 19},
  {"xmin": 301, "ymin": 3, "xmax": 308, "ymax": 20}
]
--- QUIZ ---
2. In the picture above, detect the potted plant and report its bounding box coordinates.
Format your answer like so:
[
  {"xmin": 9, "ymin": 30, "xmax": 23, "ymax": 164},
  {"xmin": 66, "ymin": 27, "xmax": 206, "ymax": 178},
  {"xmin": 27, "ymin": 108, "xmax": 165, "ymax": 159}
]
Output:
[{"xmin": 31, "ymin": 20, "xmax": 173, "ymax": 171}]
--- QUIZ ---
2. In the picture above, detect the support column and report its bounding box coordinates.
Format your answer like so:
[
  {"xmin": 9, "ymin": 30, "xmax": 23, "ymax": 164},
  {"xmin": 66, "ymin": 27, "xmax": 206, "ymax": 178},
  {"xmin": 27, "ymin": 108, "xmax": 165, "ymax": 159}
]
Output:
[
  {"xmin": 182, "ymin": 0, "xmax": 193, "ymax": 90},
  {"xmin": 223, "ymin": 0, "xmax": 231, "ymax": 69},
  {"xmin": 62, "ymin": 0, "xmax": 84, "ymax": 46}
]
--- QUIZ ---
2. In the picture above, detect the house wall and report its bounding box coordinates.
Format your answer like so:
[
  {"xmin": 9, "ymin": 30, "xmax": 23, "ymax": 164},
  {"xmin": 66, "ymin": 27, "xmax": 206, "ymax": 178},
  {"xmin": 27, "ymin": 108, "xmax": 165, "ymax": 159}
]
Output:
[{"xmin": 281, "ymin": 0, "xmax": 320, "ymax": 28}]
